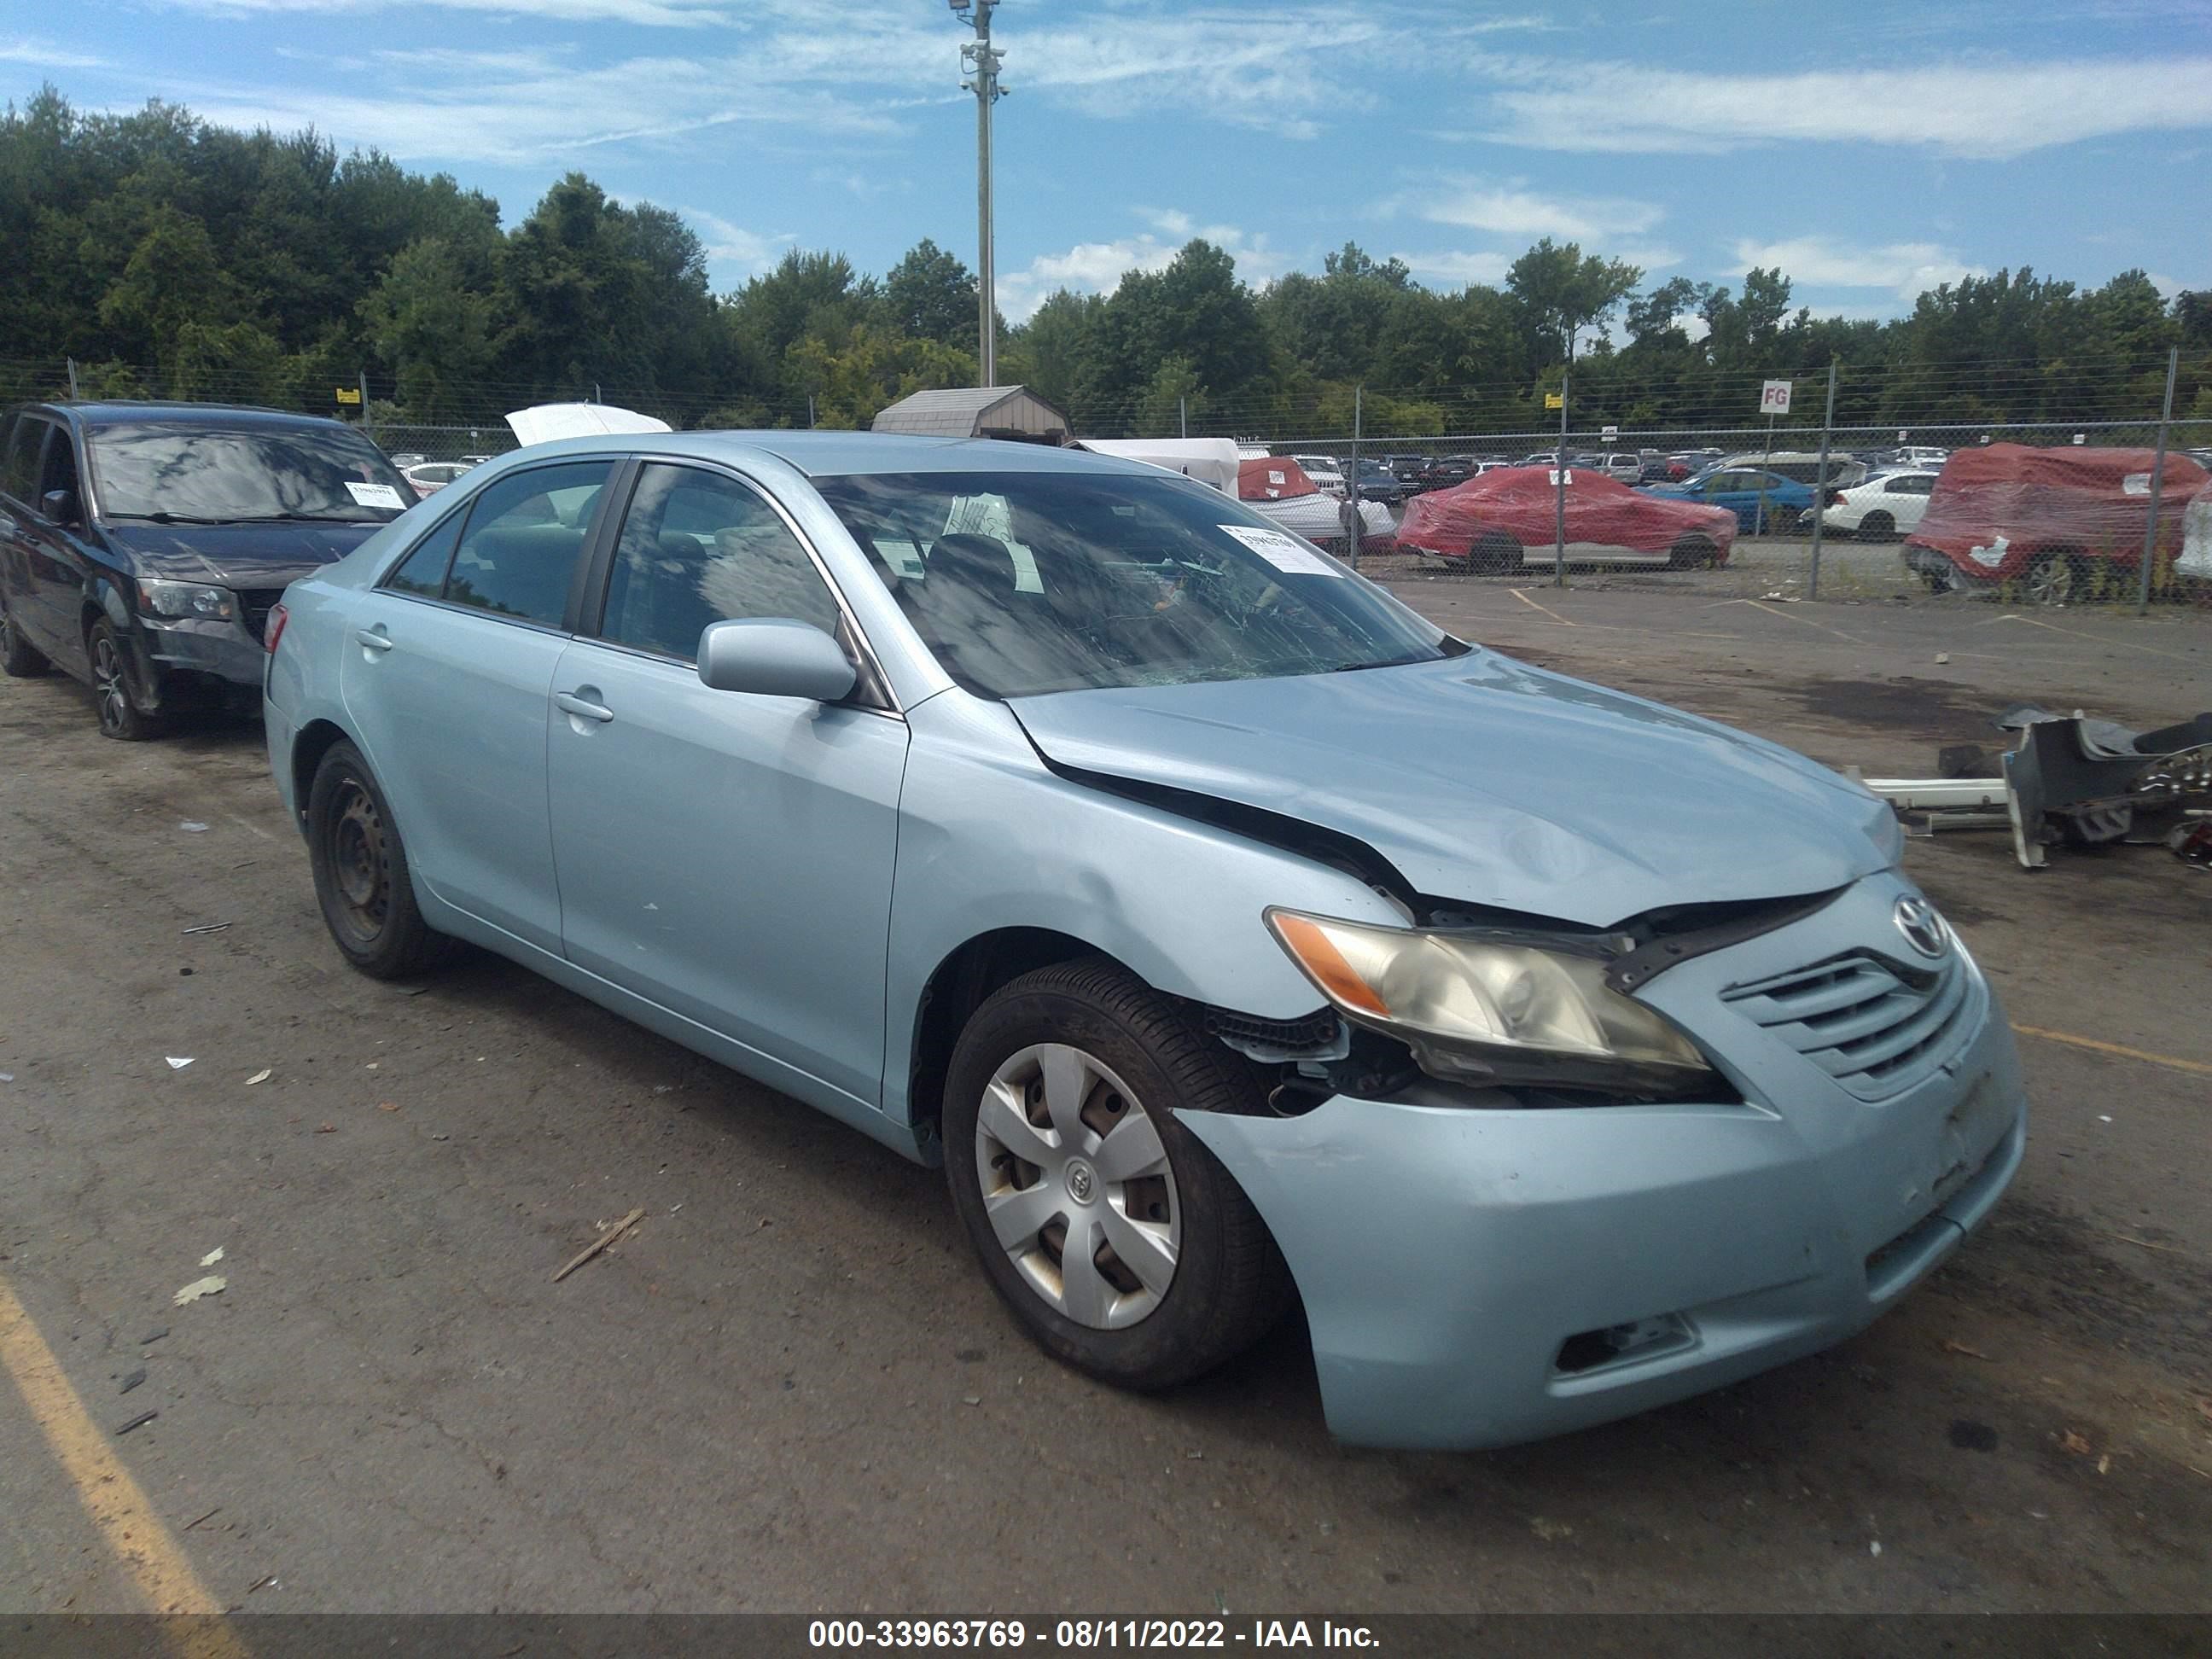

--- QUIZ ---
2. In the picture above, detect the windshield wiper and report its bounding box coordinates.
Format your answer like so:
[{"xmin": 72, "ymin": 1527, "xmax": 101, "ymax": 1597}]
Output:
[
  {"xmin": 108, "ymin": 510, "xmax": 236, "ymax": 526},
  {"xmin": 1331, "ymin": 651, "xmax": 1440, "ymax": 675},
  {"xmin": 224, "ymin": 511, "xmax": 384, "ymax": 524}
]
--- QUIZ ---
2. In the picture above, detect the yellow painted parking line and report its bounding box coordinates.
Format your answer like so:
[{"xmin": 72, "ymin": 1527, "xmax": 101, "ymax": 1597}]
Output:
[
  {"xmin": 0, "ymin": 1272, "xmax": 247, "ymax": 1650},
  {"xmin": 2012, "ymin": 1023, "xmax": 2212, "ymax": 1078},
  {"xmin": 1505, "ymin": 588, "xmax": 1577, "ymax": 625}
]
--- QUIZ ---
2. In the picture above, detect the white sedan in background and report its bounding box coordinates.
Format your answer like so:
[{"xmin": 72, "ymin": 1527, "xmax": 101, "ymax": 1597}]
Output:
[
  {"xmin": 1289, "ymin": 455, "xmax": 1348, "ymax": 498},
  {"xmin": 401, "ymin": 461, "xmax": 475, "ymax": 498},
  {"xmin": 1819, "ymin": 469, "xmax": 1937, "ymax": 541}
]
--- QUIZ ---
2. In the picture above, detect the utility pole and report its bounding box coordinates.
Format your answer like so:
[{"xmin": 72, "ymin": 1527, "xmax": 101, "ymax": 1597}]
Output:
[
  {"xmin": 2138, "ymin": 345, "xmax": 2179, "ymax": 615},
  {"xmin": 1553, "ymin": 331, "xmax": 1573, "ymax": 587},
  {"xmin": 952, "ymin": 0, "xmax": 1007, "ymax": 387}
]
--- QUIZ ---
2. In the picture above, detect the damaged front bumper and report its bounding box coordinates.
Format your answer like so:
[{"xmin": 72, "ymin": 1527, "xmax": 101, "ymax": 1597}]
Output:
[{"xmin": 1184, "ymin": 873, "xmax": 2027, "ymax": 1451}]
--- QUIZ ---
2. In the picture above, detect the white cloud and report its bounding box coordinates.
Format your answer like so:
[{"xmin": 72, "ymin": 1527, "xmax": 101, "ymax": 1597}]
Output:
[
  {"xmin": 673, "ymin": 206, "xmax": 793, "ymax": 280},
  {"xmin": 2, "ymin": 36, "xmax": 109, "ymax": 67},
  {"xmin": 1732, "ymin": 236, "xmax": 1985, "ymax": 302},
  {"xmin": 1418, "ymin": 179, "xmax": 1666, "ymax": 242},
  {"xmin": 158, "ymin": 0, "xmax": 734, "ymax": 24},
  {"xmin": 997, "ymin": 213, "xmax": 1285, "ymax": 321},
  {"xmin": 1464, "ymin": 54, "xmax": 2212, "ymax": 160},
  {"xmin": 182, "ymin": 55, "xmax": 903, "ymax": 166},
  {"xmin": 1397, "ymin": 249, "xmax": 1514, "ymax": 287}
]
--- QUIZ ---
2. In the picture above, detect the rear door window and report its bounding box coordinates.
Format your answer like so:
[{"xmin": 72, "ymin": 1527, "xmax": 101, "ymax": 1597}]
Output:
[{"xmin": 440, "ymin": 462, "xmax": 612, "ymax": 627}]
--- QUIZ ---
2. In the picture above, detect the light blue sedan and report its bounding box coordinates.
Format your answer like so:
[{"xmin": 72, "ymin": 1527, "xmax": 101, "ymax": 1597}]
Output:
[{"xmin": 263, "ymin": 434, "xmax": 2025, "ymax": 1449}]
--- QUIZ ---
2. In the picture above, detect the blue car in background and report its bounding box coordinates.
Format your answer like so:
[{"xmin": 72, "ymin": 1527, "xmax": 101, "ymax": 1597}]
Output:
[
  {"xmin": 1644, "ymin": 465, "xmax": 1817, "ymax": 534},
  {"xmin": 265, "ymin": 433, "xmax": 2023, "ymax": 1450}
]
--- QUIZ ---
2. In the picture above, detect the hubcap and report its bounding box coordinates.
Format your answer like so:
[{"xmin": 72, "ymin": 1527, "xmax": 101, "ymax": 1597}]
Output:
[
  {"xmin": 329, "ymin": 780, "xmax": 390, "ymax": 938},
  {"xmin": 974, "ymin": 1043, "xmax": 1180, "ymax": 1330},
  {"xmin": 2029, "ymin": 556, "xmax": 2075, "ymax": 606},
  {"xmin": 92, "ymin": 634, "xmax": 128, "ymax": 731}
]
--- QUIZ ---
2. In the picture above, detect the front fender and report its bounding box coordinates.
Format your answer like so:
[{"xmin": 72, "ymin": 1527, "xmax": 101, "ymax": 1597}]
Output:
[{"xmin": 882, "ymin": 692, "xmax": 1405, "ymax": 1128}]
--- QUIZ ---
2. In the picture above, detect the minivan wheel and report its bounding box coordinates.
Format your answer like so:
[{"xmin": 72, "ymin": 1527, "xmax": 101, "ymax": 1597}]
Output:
[
  {"xmin": 942, "ymin": 959, "xmax": 1291, "ymax": 1391},
  {"xmin": 0, "ymin": 597, "xmax": 50, "ymax": 677},
  {"xmin": 306, "ymin": 740, "xmax": 455, "ymax": 979},
  {"xmin": 89, "ymin": 619, "xmax": 158, "ymax": 740}
]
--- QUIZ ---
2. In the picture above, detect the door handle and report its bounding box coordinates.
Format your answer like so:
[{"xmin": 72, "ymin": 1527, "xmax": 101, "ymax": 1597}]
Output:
[
  {"xmin": 353, "ymin": 628, "xmax": 394, "ymax": 653},
  {"xmin": 556, "ymin": 690, "xmax": 614, "ymax": 724}
]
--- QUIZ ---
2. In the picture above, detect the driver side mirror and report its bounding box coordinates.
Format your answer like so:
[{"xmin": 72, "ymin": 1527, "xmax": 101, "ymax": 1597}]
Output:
[
  {"xmin": 41, "ymin": 489, "xmax": 79, "ymax": 527},
  {"xmin": 696, "ymin": 618, "xmax": 857, "ymax": 703}
]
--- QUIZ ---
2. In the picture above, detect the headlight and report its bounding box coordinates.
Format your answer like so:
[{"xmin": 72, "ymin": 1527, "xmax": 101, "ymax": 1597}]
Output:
[
  {"xmin": 138, "ymin": 580, "xmax": 236, "ymax": 621},
  {"xmin": 1266, "ymin": 908, "xmax": 1718, "ymax": 1091}
]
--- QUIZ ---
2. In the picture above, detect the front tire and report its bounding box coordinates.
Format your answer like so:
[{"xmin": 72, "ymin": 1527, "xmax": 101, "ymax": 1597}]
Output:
[
  {"xmin": 1668, "ymin": 535, "xmax": 1720, "ymax": 570},
  {"xmin": 943, "ymin": 959, "xmax": 1290, "ymax": 1391},
  {"xmin": 2023, "ymin": 550, "xmax": 2083, "ymax": 607},
  {"xmin": 1856, "ymin": 510, "xmax": 1895, "ymax": 543},
  {"xmin": 89, "ymin": 618, "xmax": 159, "ymax": 740},
  {"xmin": 306, "ymin": 740, "xmax": 456, "ymax": 979}
]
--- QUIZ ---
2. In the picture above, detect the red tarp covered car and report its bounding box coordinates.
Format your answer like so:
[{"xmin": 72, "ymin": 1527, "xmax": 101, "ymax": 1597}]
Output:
[
  {"xmin": 1902, "ymin": 444, "xmax": 2208, "ymax": 602},
  {"xmin": 1391, "ymin": 465, "xmax": 1738, "ymax": 572}
]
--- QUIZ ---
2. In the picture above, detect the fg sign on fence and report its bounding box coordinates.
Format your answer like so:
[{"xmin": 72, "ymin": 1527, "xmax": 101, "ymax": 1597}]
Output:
[{"xmin": 1759, "ymin": 380, "xmax": 1793, "ymax": 416}]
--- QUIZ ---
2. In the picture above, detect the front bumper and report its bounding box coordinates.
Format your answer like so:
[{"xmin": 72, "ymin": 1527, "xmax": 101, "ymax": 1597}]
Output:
[
  {"xmin": 137, "ymin": 613, "xmax": 269, "ymax": 698},
  {"xmin": 1184, "ymin": 872, "xmax": 2026, "ymax": 1450}
]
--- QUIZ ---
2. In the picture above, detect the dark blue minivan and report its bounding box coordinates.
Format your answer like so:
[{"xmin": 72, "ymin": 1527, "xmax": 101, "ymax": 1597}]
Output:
[{"xmin": 0, "ymin": 401, "xmax": 413, "ymax": 738}]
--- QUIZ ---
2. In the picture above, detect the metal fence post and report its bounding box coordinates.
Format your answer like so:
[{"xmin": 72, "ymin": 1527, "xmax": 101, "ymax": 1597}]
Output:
[
  {"xmin": 2137, "ymin": 345, "xmax": 2179, "ymax": 616},
  {"xmin": 1553, "ymin": 371, "xmax": 1569, "ymax": 586},
  {"xmin": 66, "ymin": 357, "xmax": 79, "ymax": 400},
  {"xmin": 1179, "ymin": 395, "xmax": 1187, "ymax": 439},
  {"xmin": 1348, "ymin": 385, "xmax": 1364, "ymax": 570},
  {"xmin": 358, "ymin": 370, "xmax": 373, "ymax": 443},
  {"xmin": 1807, "ymin": 360, "xmax": 1837, "ymax": 600}
]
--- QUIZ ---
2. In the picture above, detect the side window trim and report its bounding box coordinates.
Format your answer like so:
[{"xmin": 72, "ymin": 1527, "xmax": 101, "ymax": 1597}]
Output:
[{"xmin": 579, "ymin": 456, "xmax": 900, "ymax": 716}]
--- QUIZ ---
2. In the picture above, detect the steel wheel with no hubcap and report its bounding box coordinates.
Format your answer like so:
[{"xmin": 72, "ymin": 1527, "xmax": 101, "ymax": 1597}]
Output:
[
  {"xmin": 975, "ymin": 1042, "xmax": 1181, "ymax": 1330},
  {"xmin": 328, "ymin": 780, "xmax": 391, "ymax": 942}
]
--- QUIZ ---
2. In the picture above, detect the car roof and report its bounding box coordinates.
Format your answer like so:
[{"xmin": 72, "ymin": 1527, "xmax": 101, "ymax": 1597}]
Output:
[
  {"xmin": 465, "ymin": 430, "xmax": 1193, "ymax": 482},
  {"xmin": 45, "ymin": 400, "xmax": 364, "ymax": 434}
]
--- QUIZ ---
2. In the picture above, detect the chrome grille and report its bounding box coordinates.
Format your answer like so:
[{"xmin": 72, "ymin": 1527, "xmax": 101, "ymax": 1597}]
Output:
[{"xmin": 1722, "ymin": 952, "xmax": 1973, "ymax": 1101}]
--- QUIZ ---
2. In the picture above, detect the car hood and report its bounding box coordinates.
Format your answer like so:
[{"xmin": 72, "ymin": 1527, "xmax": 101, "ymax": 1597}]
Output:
[
  {"xmin": 1007, "ymin": 652, "xmax": 1895, "ymax": 928},
  {"xmin": 101, "ymin": 520, "xmax": 386, "ymax": 589}
]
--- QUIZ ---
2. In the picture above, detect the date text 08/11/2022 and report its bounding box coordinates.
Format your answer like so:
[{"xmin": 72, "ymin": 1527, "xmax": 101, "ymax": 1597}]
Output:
[{"xmin": 806, "ymin": 1619, "xmax": 1382, "ymax": 1650}]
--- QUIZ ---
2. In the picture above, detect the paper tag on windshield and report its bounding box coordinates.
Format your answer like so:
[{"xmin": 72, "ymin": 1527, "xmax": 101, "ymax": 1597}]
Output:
[
  {"xmin": 346, "ymin": 481, "xmax": 408, "ymax": 510},
  {"xmin": 1217, "ymin": 523, "xmax": 1342, "ymax": 576}
]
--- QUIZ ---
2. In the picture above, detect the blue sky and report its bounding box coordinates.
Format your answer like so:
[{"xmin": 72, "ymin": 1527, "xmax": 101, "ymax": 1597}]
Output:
[{"xmin": 9, "ymin": 0, "xmax": 2211, "ymax": 326}]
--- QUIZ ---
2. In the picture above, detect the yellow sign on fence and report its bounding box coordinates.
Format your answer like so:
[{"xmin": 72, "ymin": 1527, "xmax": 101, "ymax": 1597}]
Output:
[
  {"xmin": 334, "ymin": 387, "xmax": 362, "ymax": 405},
  {"xmin": 1543, "ymin": 393, "xmax": 1563, "ymax": 410}
]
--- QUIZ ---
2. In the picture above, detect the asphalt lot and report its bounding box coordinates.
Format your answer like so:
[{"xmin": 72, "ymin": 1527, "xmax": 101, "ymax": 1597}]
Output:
[{"xmin": 2, "ymin": 585, "xmax": 2209, "ymax": 1617}]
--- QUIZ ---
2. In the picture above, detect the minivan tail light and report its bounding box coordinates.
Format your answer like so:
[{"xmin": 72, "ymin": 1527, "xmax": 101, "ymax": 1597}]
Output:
[{"xmin": 264, "ymin": 602, "xmax": 288, "ymax": 654}]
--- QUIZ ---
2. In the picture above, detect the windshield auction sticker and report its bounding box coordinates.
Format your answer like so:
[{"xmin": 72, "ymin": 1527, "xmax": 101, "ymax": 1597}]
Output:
[
  {"xmin": 346, "ymin": 481, "xmax": 408, "ymax": 510},
  {"xmin": 1215, "ymin": 523, "xmax": 1343, "ymax": 576}
]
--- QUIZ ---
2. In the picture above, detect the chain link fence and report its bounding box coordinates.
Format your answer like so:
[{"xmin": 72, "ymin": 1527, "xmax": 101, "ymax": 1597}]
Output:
[{"xmin": 14, "ymin": 356, "xmax": 2209, "ymax": 612}]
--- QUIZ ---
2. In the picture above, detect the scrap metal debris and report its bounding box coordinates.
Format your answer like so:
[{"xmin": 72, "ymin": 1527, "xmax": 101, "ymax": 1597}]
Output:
[
  {"xmin": 116, "ymin": 1410, "xmax": 159, "ymax": 1435},
  {"xmin": 164, "ymin": 1057, "xmax": 195, "ymax": 1070},
  {"xmin": 179, "ymin": 922, "xmax": 231, "ymax": 936},
  {"xmin": 1854, "ymin": 707, "xmax": 2212, "ymax": 869},
  {"xmin": 551, "ymin": 1207, "xmax": 645, "ymax": 1283}
]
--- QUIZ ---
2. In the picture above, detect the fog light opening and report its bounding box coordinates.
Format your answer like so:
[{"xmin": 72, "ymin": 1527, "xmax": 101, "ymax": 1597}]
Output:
[{"xmin": 1553, "ymin": 1313, "xmax": 1692, "ymax": 1376}]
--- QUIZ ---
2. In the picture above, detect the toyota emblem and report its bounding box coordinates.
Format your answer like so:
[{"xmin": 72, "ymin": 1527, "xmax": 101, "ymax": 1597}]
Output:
[{"xmin": 1893, "ymin": 895, "xmax": 1950, "ymax": 958}]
